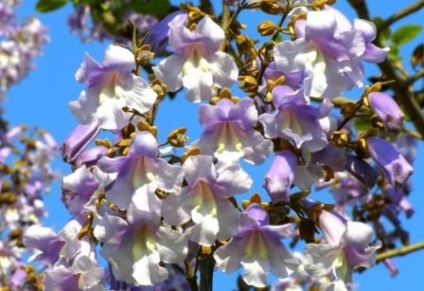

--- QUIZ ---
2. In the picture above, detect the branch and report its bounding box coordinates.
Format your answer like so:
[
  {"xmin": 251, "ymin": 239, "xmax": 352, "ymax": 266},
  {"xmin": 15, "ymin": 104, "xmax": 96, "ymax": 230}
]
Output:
[
  {"xmin": 408, "ymin": 67, "xmax": 424, "ymax": 85},
  {"xmin": 346, "ymin": 0, "xmax": 370, "ymax": 19},
  {"xmin": 377, "ymin": 0, "xmax": 424, "ymax": 32},
  {"xmin": 377, "ymin": 241, "xmax": 424, "ymax": 262},
  {"xmin": 199, "ymin": 0, "xmax": 214, "ymax": 15},
  {"xmin": 348, "ymin": 0, "xmax": 424, "ymax": 139}
]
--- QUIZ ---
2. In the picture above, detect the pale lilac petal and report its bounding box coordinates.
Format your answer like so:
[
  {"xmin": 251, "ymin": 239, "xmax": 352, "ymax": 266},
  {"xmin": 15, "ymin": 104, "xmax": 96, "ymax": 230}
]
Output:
[
  {"xmin": 103, "ymin": 44, "xmax": 134, "ymax": 73},
  {"xmin": 214, "ymin": 236, "xmax": 248, "ymax": 272},
  {"xmin": 157, "ymin": 227, "xmax": 188, "ymax": 263},
  {"xmin": 303, "ymin": 244, "xmax": 338, "ymax": 277},
  {"xmin": 182, "ymin": 64, "xmax": 214, "ymax": 102},
  {"xmin": 241, "ymin": 259, "xmax": 269, "ymax": 287},
  {"xmin": 264, "ymin": 151, "xmax": 297, "ymax": 202},
  {"xmin": 367, "ymin": 137, "xmax": 413, "ymax": 187},
  {"xmin": 76, "ymin": 53, "xmax": 101, "ymax": 83},
  {"xmin": 368, "ymin": 92, "xmax": 404, "ymax": 131},
  {"xmin": 208, "ymin": 52, "xmax": 238, "ymax": 87},
  {"xmin": 153, "ymin": 54, "xmax": 185, "ymax": 92}
]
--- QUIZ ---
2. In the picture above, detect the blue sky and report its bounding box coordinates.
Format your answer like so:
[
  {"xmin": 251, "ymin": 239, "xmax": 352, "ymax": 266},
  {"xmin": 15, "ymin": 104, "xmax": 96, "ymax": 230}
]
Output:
[{"xmin": 4, "ymin": 1, "xmax": 424, "ymax": 290}]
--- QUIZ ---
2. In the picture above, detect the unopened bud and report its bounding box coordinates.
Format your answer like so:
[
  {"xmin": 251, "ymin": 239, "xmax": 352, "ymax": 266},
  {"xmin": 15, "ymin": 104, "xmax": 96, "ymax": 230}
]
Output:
[
  {"xmin": 168, "ymin": 127, "xmax": 189, "ymax": 147},
  {"xmin": 137, "ymin": 120, "xmax": 157, "ymax": 137},
  {"xmin": 260, "ymin": 0, "xmax": 283, "ymax": 15},
  {"xmin": 330, "ymin": 131, "xmax": 349, "ymax": 147},
  {"xmin": 257, "ymin": 20, "xmax": 278, "ymax": 36},
  {"xmin": 239, "ymin": 75, "xmax": 258, "ymax": 93},
  {"xmin": 340, "ymin": 102, "xmax": 357, "ymax": 118}
]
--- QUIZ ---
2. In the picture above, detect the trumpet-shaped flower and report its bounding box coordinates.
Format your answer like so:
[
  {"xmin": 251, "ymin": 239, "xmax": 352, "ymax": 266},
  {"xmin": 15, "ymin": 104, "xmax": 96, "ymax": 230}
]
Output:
[
  {"xmin": 197, "ymin": 98, "xmax": 273, "ymax": 164},
  {"xmin": 368, "ymin": 92, "xmax": 404, "ymax": 131},
  {"xmin": 98, "ymin": 131, "xmax": 184, "ymax": 210},
  {"xmin": 264, "ymin": 150, "xmax": 297, "ymax": 203},
  {"xmin": 153, "ymin": 15, "xmax": 238, "ymax": 102},
  {"xmin": 69, "ymin": 44, "xmax": 157, "ymax": 130},
  {"xmin": 163, "ymin": 155, "xmax": 252, "ymax": 246},
  {"xmin": 259, "ymin": 85, "xmax": 328, "ymax": 153},
  {"xmin": 367, "ymin": 137, "xmax": 413, "ymax": 188},
  {"xmin": 214, "ymin": 204, "xmax": 298, "ymax": 287},
  {"xmin": 98, "ymin": 191, "xmax": 188, "ymax": 286},
  {"xmin": 304, "ymin": 210, "xmax": 379, "ymax": 290},
  {"xmin": 273, "ymin": 6, "xmax": 387, "ymax": 98}
]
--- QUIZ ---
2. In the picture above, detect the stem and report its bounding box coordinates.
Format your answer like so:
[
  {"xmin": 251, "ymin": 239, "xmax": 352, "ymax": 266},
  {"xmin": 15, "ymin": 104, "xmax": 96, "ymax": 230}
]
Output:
[
  {"xmin": 377, "ymin": 241, "xmax": 424, "ymax": 261},
  {"xmin": 408, "ymin": 67, "xmax": 424, "ymax": 85},
  {"xmin": 348, "ymin": 0, "xmax": 424, "ymax": 139},
  {"xmin": 377, "ymin": 0, "xmax": 424, "ymax": 32},
  {"xmin": 199, "ymin": 255, "xmax": 215, "ymax": 291},
  {"xmin": 199, "ymin": 0, "xmax": 215, "ymax": 15}
]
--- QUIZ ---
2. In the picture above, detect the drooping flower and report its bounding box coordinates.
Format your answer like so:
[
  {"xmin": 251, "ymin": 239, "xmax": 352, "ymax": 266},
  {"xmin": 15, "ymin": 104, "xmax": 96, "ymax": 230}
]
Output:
[
  {"xmin": 153, "ymin": 15, "xmax": 238, "ymax": 102},
  {"xmin": 366, "ymin": 137, "xmax": 413, "ymax": 188},
  {"xmin": 214, "ymin": 204, "xmax": 298, "ymax": 287},
  {"xmin": 197, "ymin": 98, "xmax": 273, "ymax": 164},
  {"xmin": 97, "ymin": 190, "xmax": 188, "ymax": 286},
  {"xmin": 273, "ymin": 6, "xmax": 387, "ymax": 98},
  {"xmin": 145, "ymin": 10, "xmax": 187, "ymax": 54},
  {"xmin": 69, "ymin": 44, "xmax": 157, "ymax": 130},
  {"xmin": 98, "ymin": 131, "xmax": 184, "ymax": 209},
  {"xmin": 368, "ymin": 92, "xmax": 404, "ymax": 131},
  {"xmin": 264, "ymin": 150, "xmax": 297, "ymax": 203},
  {"xmin": 304, "ymin": 210, "xmax": 379, "ymax": 290},
  {"xmin": 259, "ymin": 85, "xmax": 329, "ymax": 153},
  {"xmin": 163, "ymin": 155, "xmax": 252, "ymax": 246},
  {"xmin": 61, "ymin": 122, "xmax": 100, "ymax": 164}
]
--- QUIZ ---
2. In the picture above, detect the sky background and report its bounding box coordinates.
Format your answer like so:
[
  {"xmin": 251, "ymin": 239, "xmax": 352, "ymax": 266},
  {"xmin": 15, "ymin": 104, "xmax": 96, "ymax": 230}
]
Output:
[{"xmin": 4, "ymin": 0, "xmax": 424, "ymax": 290}]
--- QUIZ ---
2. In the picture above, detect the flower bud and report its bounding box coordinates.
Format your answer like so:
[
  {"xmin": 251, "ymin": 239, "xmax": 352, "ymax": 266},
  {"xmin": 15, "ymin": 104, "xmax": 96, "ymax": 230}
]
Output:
[
  {"xmin": 168, "ymin": 127, "xmax": 188, "ymax": 147},
  {"xmin": 260, "ymin": 0, "xmax": 283, "ymax": 15},
  {"xmin": 257, "ymin": 20, "xmax": 278, "ymax": 36},
  {"xmin": 367, "ymin": 92, "xmax": 404, "ymax": 131},
  {"xmin": 239, "ymin": 75, "xmax": 258, "ymax": 93},
  {"xmin": 367, "ymin": 137, "xmax": 413, "ymax": 188}
]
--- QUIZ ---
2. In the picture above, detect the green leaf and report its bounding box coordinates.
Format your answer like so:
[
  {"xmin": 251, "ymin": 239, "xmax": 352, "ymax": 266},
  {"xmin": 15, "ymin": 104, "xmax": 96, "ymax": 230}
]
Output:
[
  {"xmin": 353, "ymin": 117, "xmax": 373, "ymax": 131},
  {"xmin": 36, "ymin": 0, "xmax": 67, "ymax": 12},
  {"xmin": 391, "ymin": 24, "xmax": 422, "ymax": 46},
  {"xmin": 131, "ymin": 0, "xmax": 171, "ymax": 18}
]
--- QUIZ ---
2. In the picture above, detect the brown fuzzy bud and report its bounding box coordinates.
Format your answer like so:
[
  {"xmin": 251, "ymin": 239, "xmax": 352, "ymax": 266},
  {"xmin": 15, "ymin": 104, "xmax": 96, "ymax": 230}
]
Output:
[
  {"xmin": 168, "ymin": 127, "xmax": 189, "ymax": 147},
  {"xmin": 257, "ymin": 20, "xmax": 278, "ymax": 36},
  {"xmin": 239, "ymin": 75, "xmax": 258, "ymax": 93},
  {"xmin": 260, "ymin": 0, "xmax": 283, "ymax": 15},
  {"xmin": 330, "ymin": 131, "xmax": 349, "ymax": 147}
]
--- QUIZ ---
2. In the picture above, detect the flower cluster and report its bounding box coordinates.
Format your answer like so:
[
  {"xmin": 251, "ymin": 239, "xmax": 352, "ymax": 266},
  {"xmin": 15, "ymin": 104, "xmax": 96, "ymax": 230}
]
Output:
[
  {"xmin": 23, "ymin": 1, "xmax": 417, "ymax": 290},
  {"xmin": 0, "ymin": 0, "xmax": 49, "ymax": 97},
  {"xmin": 0, "ymin": 121, "xmax": 58, "ymax": 289}
]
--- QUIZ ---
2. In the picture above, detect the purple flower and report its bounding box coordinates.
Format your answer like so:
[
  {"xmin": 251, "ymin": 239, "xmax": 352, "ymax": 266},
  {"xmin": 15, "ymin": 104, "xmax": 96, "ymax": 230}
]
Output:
[
  {"xmin": 259, "ymin": 85, "xmax": 328, "ymax": 152},
  {"xmin": 153, "ymin": 15, "xmax": 238, "ymax": 102},
  {"xmin": 61, "ymin": 165, "xmax": 99, "ymax": 217},
  {"xmin": 345, "ymin": 154, "xmax": 378, "ymax": 188},
  {"xmin": 69, "ymin": 44, "xmax": 157, "ymax": 130},
  {"xmin": 163, "ymin": 155, "xmax": 252, "ymax": 246},
  {"xmin": 368, "ymin": 92, "xmax": 404, "ymax": 131},
  {"xmin": 98, "ymin": 192, "xmax": 188, "ymax": 286},
  {"xmin": 98, "ymin": 131, "xmax": 184, "ymax": 209},
  {"xmin": 367, "ymin": 137, "xmax": 413, "ymax": 188},
  {"xmin": 304, "ymin": 210, "xmax": 379, "ymax": 289},
  {"xmin": 197, "ymin": 98, "xmax": 273, "ymax": 164},
  {"xmin": 214, "ymin": 204, "xmax": 298, "ymax": 287},
  {"xmin": 61, "ymin": 122, "xmax": 100, "ymax": 164},
  {"xmin": 273, "ymin": 6, "xmax": 387, "ymax": 98},
  {"xmin": 23, "ymin": 225, "xmax": 66, "ymax": 267},
  {"xmin": 264, "ymin": 150, "xmax": 297, "ymax": 202},
  {"xmin": 145, "ymin": 10, "xmax": 186, "ymax": 54}
]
